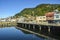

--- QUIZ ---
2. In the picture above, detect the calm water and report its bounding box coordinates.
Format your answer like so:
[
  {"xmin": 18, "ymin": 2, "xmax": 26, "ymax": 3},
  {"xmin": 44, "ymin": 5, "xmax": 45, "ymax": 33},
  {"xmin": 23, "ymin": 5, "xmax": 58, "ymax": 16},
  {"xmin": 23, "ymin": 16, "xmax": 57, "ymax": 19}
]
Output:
[{"xmin": 0, "ymin": 27, "xmax": 47, "ymax": 40}]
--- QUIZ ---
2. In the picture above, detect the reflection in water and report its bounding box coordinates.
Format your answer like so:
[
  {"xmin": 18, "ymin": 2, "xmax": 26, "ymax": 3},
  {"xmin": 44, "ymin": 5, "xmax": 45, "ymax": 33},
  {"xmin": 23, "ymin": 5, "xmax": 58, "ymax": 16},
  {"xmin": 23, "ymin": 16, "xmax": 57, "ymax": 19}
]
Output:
[{"xmin": 0, "ymin": 27, "xmax": 47, "ymax": 40}]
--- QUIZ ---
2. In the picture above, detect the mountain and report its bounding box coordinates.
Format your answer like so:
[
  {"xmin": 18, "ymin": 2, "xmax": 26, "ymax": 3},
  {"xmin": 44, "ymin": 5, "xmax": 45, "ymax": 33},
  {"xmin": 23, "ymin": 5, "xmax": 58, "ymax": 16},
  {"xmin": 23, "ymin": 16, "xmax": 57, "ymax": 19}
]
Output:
[{"xmin": 14, "ymin": 4, "xmax": 60, "ymax": 17}]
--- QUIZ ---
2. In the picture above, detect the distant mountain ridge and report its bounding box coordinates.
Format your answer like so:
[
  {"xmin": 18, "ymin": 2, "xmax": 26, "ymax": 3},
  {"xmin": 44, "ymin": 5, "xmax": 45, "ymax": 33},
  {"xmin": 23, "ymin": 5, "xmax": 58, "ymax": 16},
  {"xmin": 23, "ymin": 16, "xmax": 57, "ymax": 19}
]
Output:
[{"xmin": 15, "ymin": 4, "xmax": 60, "ymax": 17}]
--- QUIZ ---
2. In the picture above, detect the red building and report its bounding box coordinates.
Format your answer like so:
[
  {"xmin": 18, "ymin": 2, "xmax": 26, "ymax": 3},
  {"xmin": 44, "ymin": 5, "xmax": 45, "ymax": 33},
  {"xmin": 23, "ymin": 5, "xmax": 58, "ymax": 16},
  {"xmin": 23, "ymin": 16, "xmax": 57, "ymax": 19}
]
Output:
[{"xmin": 45, "ymin": 12, "xmax": 54, "ymax": 23}]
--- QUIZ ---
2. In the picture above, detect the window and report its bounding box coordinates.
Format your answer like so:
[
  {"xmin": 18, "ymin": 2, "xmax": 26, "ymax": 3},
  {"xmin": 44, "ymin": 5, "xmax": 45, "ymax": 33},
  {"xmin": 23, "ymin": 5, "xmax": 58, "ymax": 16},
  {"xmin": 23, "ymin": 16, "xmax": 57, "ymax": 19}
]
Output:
[
  {"xmin": 40, "ymin": 17, "xmax": 42, "ymax": 19},
  {"xmin": 43, "ymin": 17, "xmax": 45, "ymax": 19},
  {"xmin": 56, "ymin": 15, "xmax": 59, "ymax": 18}
]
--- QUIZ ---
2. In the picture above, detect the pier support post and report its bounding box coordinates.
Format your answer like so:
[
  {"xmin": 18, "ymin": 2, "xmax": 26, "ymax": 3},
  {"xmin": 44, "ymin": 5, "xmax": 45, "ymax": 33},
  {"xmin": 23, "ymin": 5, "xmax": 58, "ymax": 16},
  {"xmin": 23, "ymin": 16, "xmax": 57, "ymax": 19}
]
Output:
[
  {"xmin": 29, "ymin": 24, "xmax": 30, "ymax": 29},
  {"xmin": 48, "ymin": 27, "xmax": 50, "ymax": 33},
  {"xmin": 33, "ymin": 25, "xmax": 35, "ymax": 30},
  {"xmin": 39, "ymin": 26, "xmax": 41, "ymax": 31},
  {"xmin": 21, "ymin": 24, "xmax": 22, "ymax": 27},
  {"xmin": 22, "ymin": 24, "xmax": 24, "ymax": 27},
  {"xmin": 25, "ymin": 24, "xmax": 26, "ymax": 28}
]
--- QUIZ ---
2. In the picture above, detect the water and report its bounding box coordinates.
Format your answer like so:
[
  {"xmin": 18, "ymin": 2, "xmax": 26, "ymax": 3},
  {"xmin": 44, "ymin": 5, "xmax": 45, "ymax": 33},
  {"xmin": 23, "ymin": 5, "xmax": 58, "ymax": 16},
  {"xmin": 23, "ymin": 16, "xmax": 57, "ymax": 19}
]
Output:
[{"xmin": 0, "ymin": 27, "xmax": 47, "ymax": 40}]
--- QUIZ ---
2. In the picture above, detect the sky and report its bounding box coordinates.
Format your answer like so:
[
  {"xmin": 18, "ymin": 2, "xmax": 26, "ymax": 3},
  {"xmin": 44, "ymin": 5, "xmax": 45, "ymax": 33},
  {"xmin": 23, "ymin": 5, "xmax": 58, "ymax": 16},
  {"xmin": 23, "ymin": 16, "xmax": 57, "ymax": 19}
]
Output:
[{"xmin": 0, "ymin": 0, "xmax": 60, "ymax": 18}]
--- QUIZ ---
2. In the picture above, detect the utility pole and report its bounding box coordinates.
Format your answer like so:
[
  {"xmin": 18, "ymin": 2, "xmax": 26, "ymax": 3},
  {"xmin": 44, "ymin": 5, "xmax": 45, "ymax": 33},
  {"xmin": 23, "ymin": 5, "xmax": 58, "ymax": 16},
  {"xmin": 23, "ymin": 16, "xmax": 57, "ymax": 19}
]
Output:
[
  {"xmin": 32, "ymin": 11, "xmax": 34, "ymax": 17},
  {"xmin": 32, "ymin": 11, "xmax": 35, "ymax": 23}
]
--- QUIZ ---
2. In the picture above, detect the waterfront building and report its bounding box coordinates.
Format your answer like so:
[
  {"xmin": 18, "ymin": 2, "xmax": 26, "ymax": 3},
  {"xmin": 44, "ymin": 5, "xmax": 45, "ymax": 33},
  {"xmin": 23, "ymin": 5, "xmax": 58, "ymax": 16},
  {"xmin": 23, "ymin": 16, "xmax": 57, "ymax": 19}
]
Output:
[
  {"xmin": 36, "ymin": 16, "xmax": 46, "ymax": 23},
  {"xmin": 54, "ymin": 10, "xmax": 60, "ymax": 23},
  {"xmin": 18, "ymin": 16, "xmax": 25, "ymax": 23},
  {"xmin": 45, "ymin": 12, "xmax": 54, "ymax": 23},
  {"xmin": 0, "ymin": 18, "xmax": 6, "ymax": 22},
  {"xmin": 7, "ymin": 18, "xmax": 11, "ymax": 22},
  {"xmin": 10, "ymin": 19, "xmax": 17, "ymax": 22},
  {"xmin": 45, "ymin": 9, "xmax": 60, "ymax": 23},
  {"xmin": 24, "ymin": 16, "xmax": 35, "ymax": 23}
]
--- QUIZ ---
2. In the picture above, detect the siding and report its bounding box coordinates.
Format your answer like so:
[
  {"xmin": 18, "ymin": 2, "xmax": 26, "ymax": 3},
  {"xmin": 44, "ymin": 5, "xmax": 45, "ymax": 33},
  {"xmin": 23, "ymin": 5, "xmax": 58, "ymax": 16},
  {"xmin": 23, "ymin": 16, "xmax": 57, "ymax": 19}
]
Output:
[{"xmin": 54, "ymin": 13, "xmax": 60, "ymax": 20}]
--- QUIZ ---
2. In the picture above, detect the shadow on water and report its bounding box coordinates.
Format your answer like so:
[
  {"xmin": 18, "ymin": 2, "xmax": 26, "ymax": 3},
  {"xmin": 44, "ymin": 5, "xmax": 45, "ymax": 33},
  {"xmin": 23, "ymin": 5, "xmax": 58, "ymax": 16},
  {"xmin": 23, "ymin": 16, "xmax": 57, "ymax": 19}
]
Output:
[
  {"xmin": 15, "ymin": 27, "xmax": 56, "ymax": 40},
  {"xmin": 16, "ymin": 27, "xmax": 44, "ymax": 38},
  {"xmin": 17, "ymin": 26, "xmax": 60, "ymax": 40},
  {"xmin": 0, "ymin": 26, "xmax": 59, "ymax": 40}
]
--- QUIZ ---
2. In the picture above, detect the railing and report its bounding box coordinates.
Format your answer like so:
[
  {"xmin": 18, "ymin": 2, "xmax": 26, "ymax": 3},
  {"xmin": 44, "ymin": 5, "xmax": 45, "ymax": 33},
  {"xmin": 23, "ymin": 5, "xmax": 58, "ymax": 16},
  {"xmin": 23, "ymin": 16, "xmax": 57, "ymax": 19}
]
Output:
[{"xmin": 17, "ymin": 21, "xmax": 60, "ymax": 27}]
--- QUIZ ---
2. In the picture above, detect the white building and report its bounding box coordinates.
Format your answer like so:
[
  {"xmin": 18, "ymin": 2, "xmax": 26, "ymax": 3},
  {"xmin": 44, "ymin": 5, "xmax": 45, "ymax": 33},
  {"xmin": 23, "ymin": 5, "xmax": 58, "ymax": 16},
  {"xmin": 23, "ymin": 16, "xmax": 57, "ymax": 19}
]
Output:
[
  {"xmin": 0, "ymin": 18, "xmax": 6, "ymax": 22},
  {"xmin": 11, "ymin": 19, "xmax": 16, "ymax": 22},
  {"xmin": 54, "ymin": 9, "xmax": 60, "ymax": 23},
  {"xmin": 54, "ymin": 10, "xmax": 60, "ymax": 20},
  {"xmin": 0, "ymin": 19, "xmax": 6, "ymax": 22},
  {"xmin": 18, "ymin": 16, "xmax": 25, "ymax": 23}
]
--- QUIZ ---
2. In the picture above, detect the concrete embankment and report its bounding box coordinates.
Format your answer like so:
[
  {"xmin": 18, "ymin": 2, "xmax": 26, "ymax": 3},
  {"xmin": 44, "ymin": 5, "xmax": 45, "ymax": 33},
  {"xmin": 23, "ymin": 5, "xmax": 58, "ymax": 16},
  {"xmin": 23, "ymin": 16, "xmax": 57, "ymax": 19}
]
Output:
[{"xmin": 0, "ymin": 22, "xmax": 17, "ymax": 27}]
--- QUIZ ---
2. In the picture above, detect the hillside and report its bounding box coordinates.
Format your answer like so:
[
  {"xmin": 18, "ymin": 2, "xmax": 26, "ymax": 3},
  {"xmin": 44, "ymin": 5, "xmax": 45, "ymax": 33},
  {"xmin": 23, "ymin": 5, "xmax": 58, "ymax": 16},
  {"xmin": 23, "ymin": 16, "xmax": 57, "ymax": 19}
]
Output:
[{"xmin": 14, "ymin": 4, "xmax": 60, "ymax": 17}]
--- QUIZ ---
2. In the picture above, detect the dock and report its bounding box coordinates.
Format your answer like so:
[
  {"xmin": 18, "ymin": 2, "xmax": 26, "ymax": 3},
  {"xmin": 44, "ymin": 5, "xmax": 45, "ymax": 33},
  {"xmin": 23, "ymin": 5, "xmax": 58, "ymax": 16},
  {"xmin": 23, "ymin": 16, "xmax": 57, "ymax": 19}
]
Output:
[
  {"xmin": 17, "ymin": 22, "xmax": 60, "ymax": 40},
  {"xmin": 16, "ymin": 27, "xmax": 56, "ymax": 40}
]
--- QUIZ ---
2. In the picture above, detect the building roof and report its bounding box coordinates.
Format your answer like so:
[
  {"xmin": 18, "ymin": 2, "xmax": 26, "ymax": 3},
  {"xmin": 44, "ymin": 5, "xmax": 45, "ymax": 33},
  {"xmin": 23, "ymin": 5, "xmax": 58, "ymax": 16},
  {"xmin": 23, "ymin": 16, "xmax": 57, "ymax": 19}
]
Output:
[{"xmin": 45, "ymin": 12, "xmax": 54, "ymax": 17}]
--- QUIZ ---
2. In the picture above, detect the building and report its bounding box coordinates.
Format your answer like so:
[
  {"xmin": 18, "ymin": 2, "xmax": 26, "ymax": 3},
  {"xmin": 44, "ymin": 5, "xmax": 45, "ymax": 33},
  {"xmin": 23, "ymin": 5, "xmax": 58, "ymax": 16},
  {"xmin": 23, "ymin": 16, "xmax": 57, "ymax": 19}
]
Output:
[
  {"xmin": 45, "ymin": 12, "xmax": 54, "ymax": 23},
  {"xmin": 45, "ymin": 9, "xmax": 60, "ymax": 23},
  {"xmin": 10, "ymin": 19, "xmax": 17, "ymax": 22},
  {"xmin": 54, "ymin": 10, "xmax": 60, "ymax": 23},
  {"xmin": 36, "ymin": 16, "xmax": 46, "ymax": 23},
  {"xmin": 18, "ymin": 16, "xmax": 25, "ymax": 23},
  {"xmin": 24, "ymin": 15, "xmax": 35, "ymax": 23},
  {"xmin": 0, "ymin": 19, "xmax": 6, "ymax": 22}
]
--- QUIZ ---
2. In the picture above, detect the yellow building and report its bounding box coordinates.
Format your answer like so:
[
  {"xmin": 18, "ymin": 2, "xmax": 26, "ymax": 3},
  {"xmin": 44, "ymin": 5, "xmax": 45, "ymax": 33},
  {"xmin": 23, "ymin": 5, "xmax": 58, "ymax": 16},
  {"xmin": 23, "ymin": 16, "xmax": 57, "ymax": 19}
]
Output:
[{"xmin": 36, "ymin": 16, "xmax": 46, "ymax": 23}]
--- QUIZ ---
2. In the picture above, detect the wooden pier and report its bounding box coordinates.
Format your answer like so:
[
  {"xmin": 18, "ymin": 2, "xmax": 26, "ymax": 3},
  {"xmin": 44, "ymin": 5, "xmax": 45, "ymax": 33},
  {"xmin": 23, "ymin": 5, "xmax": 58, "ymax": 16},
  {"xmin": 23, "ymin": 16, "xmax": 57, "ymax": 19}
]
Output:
[{"xmin": 17, "ymin": 22, "xmax": 60, "ymax": 40}]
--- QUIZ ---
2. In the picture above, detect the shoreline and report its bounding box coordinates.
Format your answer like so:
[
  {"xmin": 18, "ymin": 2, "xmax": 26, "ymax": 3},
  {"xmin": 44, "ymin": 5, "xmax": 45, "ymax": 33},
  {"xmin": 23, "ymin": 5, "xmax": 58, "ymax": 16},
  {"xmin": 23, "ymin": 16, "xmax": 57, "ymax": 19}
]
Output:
[{"xmin": 0, "ymin": 21, "xmax": 17, "ymax": 27}]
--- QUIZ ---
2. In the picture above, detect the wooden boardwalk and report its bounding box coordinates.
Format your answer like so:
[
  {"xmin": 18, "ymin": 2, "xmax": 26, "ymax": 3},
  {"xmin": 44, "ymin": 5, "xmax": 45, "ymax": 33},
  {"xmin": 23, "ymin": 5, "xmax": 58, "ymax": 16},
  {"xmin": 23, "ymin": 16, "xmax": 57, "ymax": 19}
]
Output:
[{"xmin": 18, "ymin": 22, "xmax": 60, "ymax": 27}]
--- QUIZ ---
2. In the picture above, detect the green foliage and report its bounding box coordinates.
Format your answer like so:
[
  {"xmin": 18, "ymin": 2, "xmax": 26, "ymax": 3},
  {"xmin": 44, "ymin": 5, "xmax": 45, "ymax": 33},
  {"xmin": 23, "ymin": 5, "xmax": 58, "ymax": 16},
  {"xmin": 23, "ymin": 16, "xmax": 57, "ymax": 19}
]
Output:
[{"xmin": 15, "ymin": 4, "xmax": 60, "ymax": 17}]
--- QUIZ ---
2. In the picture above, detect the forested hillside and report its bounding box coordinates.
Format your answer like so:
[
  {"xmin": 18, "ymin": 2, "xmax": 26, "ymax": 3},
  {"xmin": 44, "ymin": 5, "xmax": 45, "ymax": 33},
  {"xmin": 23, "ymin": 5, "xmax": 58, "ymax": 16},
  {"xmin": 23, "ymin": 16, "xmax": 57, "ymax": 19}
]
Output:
[{"xmin": 15, "ymin": 4, "xmax": 60, "ymax": 17}]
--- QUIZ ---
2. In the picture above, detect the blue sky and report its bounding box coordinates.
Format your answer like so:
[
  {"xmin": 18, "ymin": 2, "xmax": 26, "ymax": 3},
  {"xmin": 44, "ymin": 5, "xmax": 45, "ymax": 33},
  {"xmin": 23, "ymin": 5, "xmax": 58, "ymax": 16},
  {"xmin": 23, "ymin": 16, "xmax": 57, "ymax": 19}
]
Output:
[{"xmin": 0, "ymin": 0, "xmax": 60, "ymax": 18}]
